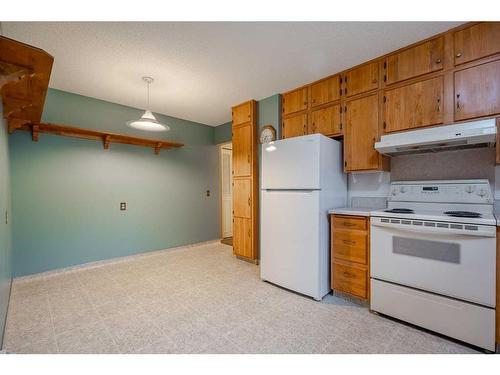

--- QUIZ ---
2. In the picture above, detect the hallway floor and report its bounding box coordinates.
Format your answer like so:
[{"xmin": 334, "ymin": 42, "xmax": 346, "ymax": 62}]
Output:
[{"xmin": 3, "ymin": 242, "xmax": 479, "ymax": 354}]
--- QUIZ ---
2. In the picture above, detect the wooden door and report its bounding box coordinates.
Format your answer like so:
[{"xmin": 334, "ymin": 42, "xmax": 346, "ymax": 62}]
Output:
[
  {"xmin": 310, "ymin": 104, "xmax": 341, "ymax": 136},
  {"xmin": 221, "ymin": 146, "xmax": 233, "ymax": 238},
  {"xmin": 233, "ymin": 178, "xmax": 251, "ymax": 219},
  {"xmin": 232, "ymin": 124, "xmax": 252, "ymax": 176},
  {"xmin": 311, "ymin": 75, "xmax": 340, "ymax": 107},
  {"xmin": 345, "ymin": 94, "xmax": 380, "ymax": 171},
  {"xmin": 282, "ymin": 87, "xmax": 308, "ymax": 116},
  {"xmin": 385, "ymin": 37, "xmax": 443, "ymax": 85},
  {"xmin": 232, "ymin": 101, "xmax": 253, "ymax": 126},
  {"xmin": 454, "ymin": 22, "xmax": 500, "ymax": 65},
  {"xmin": 383, "ymin": 76, "xmax": 444, "ymax": 133},
  {"xmin": 233, "ymin": 217, "xmax": 252, "ymax": 258},
  {"xmin": 282, "ymin": 113, "xmax": 307, "ymax": 139},
  {"xmin": 455, "ymin": 59, "xmax": 500, "ymax": 121},
  {"xmin": 345, "ymin": 61, "xmax": 379, "ymax": 97}
]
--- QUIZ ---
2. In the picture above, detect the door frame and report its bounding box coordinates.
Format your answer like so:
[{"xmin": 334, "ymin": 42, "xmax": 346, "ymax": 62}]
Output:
[{"xmin": 219, "ymin": 141, "xmax": 232, "ymax": 239}]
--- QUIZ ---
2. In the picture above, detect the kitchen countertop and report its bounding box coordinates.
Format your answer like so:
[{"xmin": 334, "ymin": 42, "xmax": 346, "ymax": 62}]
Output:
[{"xmin": 328, "ymin": 207, "xmax": 373, "ymax": 217}]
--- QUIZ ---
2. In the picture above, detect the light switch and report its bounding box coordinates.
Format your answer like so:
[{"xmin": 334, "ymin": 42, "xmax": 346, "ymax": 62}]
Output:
[
  {"xmin": 206, "ymin": 190, "xmax": 210, "ymax": 197},
  {"xmin": 120, "ymin": 202, "xmax": 127, "ymax": 211}
]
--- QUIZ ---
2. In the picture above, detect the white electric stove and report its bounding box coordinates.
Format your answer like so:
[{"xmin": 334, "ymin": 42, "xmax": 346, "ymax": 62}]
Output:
[{"xmin": 370, "ymin": 179, "xmax": 497, "ymax": 352}]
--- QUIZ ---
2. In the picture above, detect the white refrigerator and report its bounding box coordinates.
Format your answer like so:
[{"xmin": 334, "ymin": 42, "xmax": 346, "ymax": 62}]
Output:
[{"xmin": 260, "ymin": 134, "xmax": 347, "ymax": 300}]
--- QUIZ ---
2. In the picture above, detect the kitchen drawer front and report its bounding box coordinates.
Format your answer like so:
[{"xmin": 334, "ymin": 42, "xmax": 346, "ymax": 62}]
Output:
[
  {"xmin": 332, "ymin": 261, "xmax": 368, "ymax": 299},
  {"xmin": 333, "ymin": 230, "xmax": 367, "ymax": 265},
  {"xmin": 333, "ymin": 215, "xmax": 367, "ymax": 231}
]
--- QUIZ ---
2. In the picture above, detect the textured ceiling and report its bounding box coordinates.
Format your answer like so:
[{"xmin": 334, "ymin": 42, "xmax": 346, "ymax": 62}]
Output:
[{"xmin": 1, "ymin": 22, "xmax": 463, "ymax": 126}]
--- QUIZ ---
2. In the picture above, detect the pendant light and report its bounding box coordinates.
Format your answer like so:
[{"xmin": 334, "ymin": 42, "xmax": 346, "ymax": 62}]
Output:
[{"xmin": 126, "ymin": 77, "xmax": 170, "ymax": 132}]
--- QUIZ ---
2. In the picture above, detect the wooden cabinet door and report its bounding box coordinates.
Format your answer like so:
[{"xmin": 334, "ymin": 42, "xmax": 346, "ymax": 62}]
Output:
[
  {"xmin": 232, "ymin": 124, "xmax": 252, "ymax": 176},
  {"xmin": 345, "ymin": 94, "xmax": 380, "ymax": 171},
  {"xmin": 384, "ymin": 76, "xmax": 444, "ymax": 133},
  {"xmin": 311, "ymin": 75, "xmax": 340, "ymax": 107},
  {"xmin": 455, "ymin": 59, "xmax": 500, "ymax": 121},
  {"xmin": 282, "ymin": 87, "xmax": 308, "ymax": 116},
  {"xmin": 385, "ymin": 37, "xmax": 444, "ymax": 85},
  {"xmin": 233, "ymin": 217, "xmax": 252, "ymax": 258},
  {"xmin": 233, "ymin": 178, "xmax": 251, "ymax": 218},
  {"xmin": 282, "ymin": 113, "xmax": 307, "ymax": 139},
  {"xmin": 310, "ymin": 104, "xmax": 341, "ymax": 136},
  {"xmin": 232, "ymin": 101, "xmax": 253, "ymax": 126},
  {"xmin": 345, "ymin": 61, "xmax": 379, "ymax": 97},
  {"xmin": 454, "ymin": 22, "xmax": 500, "ymax": 65}
]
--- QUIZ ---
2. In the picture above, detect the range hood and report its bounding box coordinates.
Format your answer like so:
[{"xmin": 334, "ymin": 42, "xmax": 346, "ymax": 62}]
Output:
[{"xmin": 375, "ymin": 119, "xmax": 497, "ymax": 156}]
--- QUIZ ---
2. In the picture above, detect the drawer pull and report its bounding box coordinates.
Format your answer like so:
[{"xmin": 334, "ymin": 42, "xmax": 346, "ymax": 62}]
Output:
[
  {"xmin": 342, "ymin": 222, "xmax": 357, "ymax": 227},
  {"xmin": 456, "ymin": 52, "xmax": 463, "ymax": 58},
  {"xmin": 342, "ymin": 271, "xmax": 356, "ymax": 279},
  {"xmin": 342, "ymin": 240, "xmax": 356, "ymax": 245}
]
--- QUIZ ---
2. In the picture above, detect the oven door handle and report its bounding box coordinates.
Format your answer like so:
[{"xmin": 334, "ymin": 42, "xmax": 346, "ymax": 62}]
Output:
[{"xmin": 370, "ymin": 220, "xmax": 496, "ymax": 238}]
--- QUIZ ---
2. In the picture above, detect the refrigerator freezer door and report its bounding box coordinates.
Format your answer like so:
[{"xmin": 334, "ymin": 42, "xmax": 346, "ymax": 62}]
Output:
[
  {"xmin": 261, "ymin": 190, "xmax": 323, "ymax": 299},
  {"xmin": 262, "ymin": 135, "xmax": 321, "ymax": 190}
]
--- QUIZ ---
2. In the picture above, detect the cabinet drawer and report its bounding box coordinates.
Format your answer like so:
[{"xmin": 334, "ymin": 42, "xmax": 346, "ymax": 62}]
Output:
[
  {"xmin": 332, "ymin": 261, "xmax": 367, "ymax": 299},
  {"xmin": 333, "ymin": 230, "xmax": 367, "ymax": 265},
  {"xmin": 333, "ymin": 215, "xmax": 367, "ymax": 231}
]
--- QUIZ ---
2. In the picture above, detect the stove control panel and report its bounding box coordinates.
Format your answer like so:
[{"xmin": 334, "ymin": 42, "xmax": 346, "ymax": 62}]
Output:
[{"xmin": 388, "ymin": 180, "xmax": 493, "ymax": 204}]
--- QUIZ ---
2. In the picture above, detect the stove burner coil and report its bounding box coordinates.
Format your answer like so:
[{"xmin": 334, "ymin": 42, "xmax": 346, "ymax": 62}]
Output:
[
  {"xmin": 384, "ymin": 208, "xmax": 415, "ymax": 214},
  {"xmin": 444, "ymin": 211, "xmax": 482, "ymax": 218}
]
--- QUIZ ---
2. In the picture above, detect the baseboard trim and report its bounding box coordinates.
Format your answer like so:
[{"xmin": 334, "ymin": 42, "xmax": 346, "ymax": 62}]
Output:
[{"xmin": 14, "ymin": 239, "xmax": 220, "ymax": 283}]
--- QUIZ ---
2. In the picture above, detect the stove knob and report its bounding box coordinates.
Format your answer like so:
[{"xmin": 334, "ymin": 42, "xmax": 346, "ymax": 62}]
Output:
[
  {"xmin": 399, "ymin": 186, "xmax": 407, "ymax": 193},
  {"xmin": 465, "ymin": 185, "xmax": 475, "ymax": 194},
  {"xmin": 477, "ymin": 188, "xmax": 486, "ymax": 197},
  {"xmin": 391, "ymin": 189, "xmax": 398, "ymax": 196}
]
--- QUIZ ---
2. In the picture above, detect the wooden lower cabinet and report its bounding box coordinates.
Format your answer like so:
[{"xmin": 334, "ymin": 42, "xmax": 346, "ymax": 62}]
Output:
[
  {"xmin": 331, "ymin": 214, "xmax": 370, "ymax": 300},
  {"xmin": 497, "ymin": 227, "xmax": 500, "ymax": 345},
  {"xmin": 233, "ymin": 217, "xmax": 253, "ymax": 259}
]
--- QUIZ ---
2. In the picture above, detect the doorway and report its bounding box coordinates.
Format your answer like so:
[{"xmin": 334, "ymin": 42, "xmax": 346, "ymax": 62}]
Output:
[{"xmin": 219, "ymin": 142, "xmax": 233, "ymax": 244}]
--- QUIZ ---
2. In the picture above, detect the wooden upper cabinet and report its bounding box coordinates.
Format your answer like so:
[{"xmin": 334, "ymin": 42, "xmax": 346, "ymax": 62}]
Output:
[
  {"xmin": 385, "ymin": 37, "xmax": 444, "ymax": 85},
  {"xmin": 345, "ymin": 94, "xmax": 380, "ymax": 171},
  {"xmin": 311, "ymin": 75, "xmax": 340, "ymax": 107},
  {"xmin": 282, "ymin": 113, "xmax": 307, "ymax": 139},
  {"xmin": 345, "ymin": 61, "xmax": 379, "ymax": 98},
  {"xmin": 282, "ymin": 87, "xmax": 308, "ymax": 116},
  {"xmin": 232, "ymin": 123, "xmax": 252, "ymax": 176},
  {"xmin": 233, "ymin": 178, "xmax": 252, "ymax": 218},
  {"xmin": 454, "ymin": 22, "xmax": 500, "ymax": 65},
  {"xmin": 310, "ymin": 104, "xmax": 341, "ymax": 137},
  {"xmin": 232, "ymin": 101, "xmax": 253, "ymax": 126},
  {"xmin": 455, "ymin": 59, "xmax": 500, "ymax": 121},
  {"xmin": 383, "ymin": 76, "xmax": 444, "ymax": 133}
]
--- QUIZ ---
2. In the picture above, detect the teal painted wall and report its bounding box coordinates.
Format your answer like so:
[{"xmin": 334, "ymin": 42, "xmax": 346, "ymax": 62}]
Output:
[
  {"xmin": 214, "ymin": 121, "xmax": 232, "ymax": 144},
  {"xmin": 10, "ymin": 89, "xmax": 220, "ymax": 276},
  {"xmin": 0, "ymin": 102, "xmax": 13, "ymax": 346}
]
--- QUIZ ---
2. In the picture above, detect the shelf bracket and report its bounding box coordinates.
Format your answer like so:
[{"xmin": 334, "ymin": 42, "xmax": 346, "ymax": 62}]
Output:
[
  {"xmin": 103, "ymin": 135, "xmax": 111, "ymax": 150},
  {"xmin": 154, "ymin": 142, "xmax": 162, "ymax": 155},
  {"xmin": 7, "ymin": 118, "xmax": 29, "ymax": 134},
  {"xmin": 32, "ymin": 124, "xmax": 39, "ymax": 142}
]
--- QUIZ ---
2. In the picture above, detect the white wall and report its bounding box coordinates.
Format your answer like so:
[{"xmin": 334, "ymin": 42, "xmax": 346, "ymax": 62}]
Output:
[{"xmin": 347, "ymin": 171, "xmax": 391, "ymax": 204}]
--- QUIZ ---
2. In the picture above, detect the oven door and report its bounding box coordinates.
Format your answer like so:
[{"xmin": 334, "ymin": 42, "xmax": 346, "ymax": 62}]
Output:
[{"xmin": 370, "ymin": 218, "xmax": 496, "ymax": 307}]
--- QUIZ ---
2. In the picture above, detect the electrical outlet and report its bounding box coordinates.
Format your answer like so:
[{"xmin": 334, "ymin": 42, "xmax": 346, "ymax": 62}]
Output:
[
  {"xmin": 206, "ymin": 190, "xmax": 210, "ymax": 197},
  {"xmin": 120, "ymin": 202, "xmax": 127, "ymax": 211}
]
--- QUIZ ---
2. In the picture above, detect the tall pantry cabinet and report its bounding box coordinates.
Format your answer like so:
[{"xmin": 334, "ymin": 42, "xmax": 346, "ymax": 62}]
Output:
[{"xmin": 231, "ymin": 100, "xmax": 259, "ymax": 262}]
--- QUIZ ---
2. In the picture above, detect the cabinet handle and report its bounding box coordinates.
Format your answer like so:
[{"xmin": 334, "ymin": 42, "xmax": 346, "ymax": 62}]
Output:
[
  {"xmin": 436, "ymin": 96, "xmax": 441, "ymax": 113},
  {"xmin": 456, "ymin": 52, "xmax": 463, "ymax": 58},
  {"xmin": 343, "ymin": 271, "xmax": 356, "ymax": 279},
  {"xmin": 435, "ymin": 58, "xmax": 442, "ymax": 64},
  {"xmin": 303, "ymin": 101, "xmax": 307, "ymax": 106},
  {"xmin": 247, "ymin": 155, "xmax": 250, "ymax": 163},
  {"xmin": 248, "ymin": 197, "xmax": 251, "ymax": 206},
  {"xmin": 248, "ymin": 229, "xmax": 251, "ymax": 237},
  {"xmin": 342, "ymin": 240, "xmax": 356, "ymax": 245},
  {"xmin": 371, "ymin": 79, "xmax": 377, "ymax": 84},
  {"xmin": 456, "ymin": 93, "xmax": 461, "ymax": 110},
  {"xmin": 342, "ymin": 222, "xmax": 356, "ymax": 227},
  {"xmin": 312, "ymin": 99, "xmax": 316, "ymax": 103}
]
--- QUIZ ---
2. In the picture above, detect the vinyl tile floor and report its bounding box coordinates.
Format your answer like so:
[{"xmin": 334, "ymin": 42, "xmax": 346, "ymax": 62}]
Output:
[{"xmin": 3, "ymin": 242, "xmax": 480, "ymax": 354}]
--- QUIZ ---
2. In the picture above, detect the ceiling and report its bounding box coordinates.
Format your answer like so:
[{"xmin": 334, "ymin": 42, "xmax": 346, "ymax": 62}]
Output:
[{"xmin": 1, "ymin": 22, "xmax": 463, "ymax": 126}]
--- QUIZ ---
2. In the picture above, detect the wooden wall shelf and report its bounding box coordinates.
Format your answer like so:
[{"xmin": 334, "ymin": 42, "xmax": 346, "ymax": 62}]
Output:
[
  {"xmin": 15, "ymin": 122, "xmax": 184, "ymax": 154},
  {"xmin": 0, "ymin": 36, "xmax": 54, "ymax": 132}
]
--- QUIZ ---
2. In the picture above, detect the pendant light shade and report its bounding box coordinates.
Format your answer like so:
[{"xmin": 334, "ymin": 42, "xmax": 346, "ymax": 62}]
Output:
[{"xmin": 126, "ymin": 77, "xmax": 170, "ymax": 132}]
